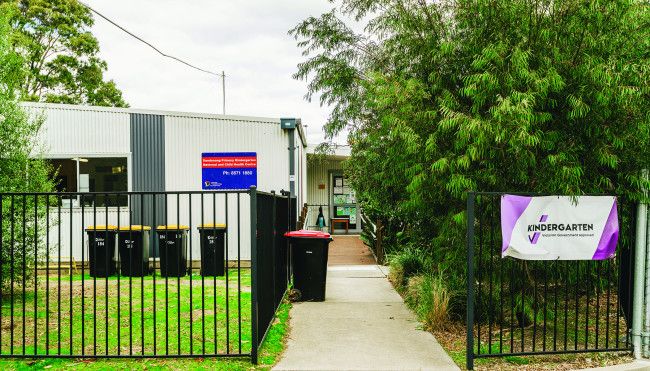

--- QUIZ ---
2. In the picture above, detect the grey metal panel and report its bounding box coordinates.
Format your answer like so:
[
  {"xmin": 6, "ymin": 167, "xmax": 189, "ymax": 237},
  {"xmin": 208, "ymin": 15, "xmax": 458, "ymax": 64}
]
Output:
[
  {"xmin": 25, "ymin": 103, "xmax": 131, "ymax": 156},
  {"xmin": 130, "ymin": 113, "xmax": 166, "ymax": 256}
]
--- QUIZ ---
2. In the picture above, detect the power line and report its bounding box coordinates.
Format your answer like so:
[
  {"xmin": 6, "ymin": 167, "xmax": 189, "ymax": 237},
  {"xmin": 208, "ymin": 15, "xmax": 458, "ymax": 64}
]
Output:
[{"xmin": 80, "ymin": 1, "xmax": 222, "ymax": 77}]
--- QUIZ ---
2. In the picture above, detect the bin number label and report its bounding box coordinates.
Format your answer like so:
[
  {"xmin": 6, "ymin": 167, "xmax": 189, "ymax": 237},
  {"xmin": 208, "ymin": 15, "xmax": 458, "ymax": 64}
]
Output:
[{"xmin": 160, "ymin": 233, "xmax": 182, "ymax": 245}]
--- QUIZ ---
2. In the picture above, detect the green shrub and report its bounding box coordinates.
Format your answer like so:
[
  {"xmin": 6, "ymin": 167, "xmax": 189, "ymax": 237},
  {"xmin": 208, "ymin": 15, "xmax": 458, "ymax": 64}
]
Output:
[
  {"xmin": 388, "ymin": 247, "xmax": 427, "ymax": 288},
  {"xmin": 403, "ymin": 274, "xmax": 452, "ymax": 331}
]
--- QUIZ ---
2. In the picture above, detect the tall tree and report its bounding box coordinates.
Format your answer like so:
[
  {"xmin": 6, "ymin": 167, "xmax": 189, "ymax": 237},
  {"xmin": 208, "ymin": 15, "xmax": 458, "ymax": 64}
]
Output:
[
  {"xmin": 292, "ymin": 0, "xmax": 650, "ymax": 293},
  {"xmin": 0, "ymin": 4, "xmax": 54, "ymax": 289},
  {"xmin": 2, "ymin": 0, "xmax": 127, "ymax": 107}
]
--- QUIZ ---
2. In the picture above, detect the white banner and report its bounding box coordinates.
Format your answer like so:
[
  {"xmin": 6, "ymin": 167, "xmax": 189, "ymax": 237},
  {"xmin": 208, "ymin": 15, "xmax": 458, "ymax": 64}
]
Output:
[{"xmin": 501, "ymin": 195, "xmax": 619, "ymax": 260}]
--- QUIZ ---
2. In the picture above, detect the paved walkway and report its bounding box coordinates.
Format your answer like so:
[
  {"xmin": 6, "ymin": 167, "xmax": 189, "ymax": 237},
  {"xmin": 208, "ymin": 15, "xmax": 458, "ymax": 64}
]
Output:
[
  {"xmin": 273, "ymin": 264, "xmax": 459, "ymax": 371},
  {"xmin": 328, "ymin": 235, "xmax": 376, "ymax": 265}
]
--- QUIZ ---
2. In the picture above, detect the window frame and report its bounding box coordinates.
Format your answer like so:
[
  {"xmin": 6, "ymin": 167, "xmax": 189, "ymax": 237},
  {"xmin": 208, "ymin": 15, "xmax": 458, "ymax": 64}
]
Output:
[{"xmin": 44, "ymin": 153, "xmax": 132, "ymax": 208}]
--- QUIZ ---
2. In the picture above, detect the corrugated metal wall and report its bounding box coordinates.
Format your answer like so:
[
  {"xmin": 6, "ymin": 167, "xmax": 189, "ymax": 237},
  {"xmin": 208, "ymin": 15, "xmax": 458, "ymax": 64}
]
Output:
[
  {"xmin": 306, "ymin": 158, "xmax": 344, "ymax": 206},
  {"xmin": 163, "ymin": 114, "xmax": 289, "ymax": 260},
  {"xmin": 163, "ymin": 115, "xmax": 287, "ymax": 192},
  {"xmin": 26, "ymin": 103, "xmax": 130, "ymax": 156},
  {"xmin": 25, "ymin": 102, "xmax": 309, "ymax": 261},
  {"xmin": 130, "ymin": 113, "xmax": 165, "ymax": 192},
  {"xmin": 130, "ymin": 113, "xmax": 166, "ymax": 256},
  {"xmin": 47, "ymin": 209, "xmax": 131, "ymax": 261}
]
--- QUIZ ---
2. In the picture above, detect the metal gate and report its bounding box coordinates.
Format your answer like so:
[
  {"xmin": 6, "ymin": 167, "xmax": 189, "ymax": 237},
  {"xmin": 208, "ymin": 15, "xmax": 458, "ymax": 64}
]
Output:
[{"xmin": 466, "ymin": 192, "xmax": 634, "ymax": 369}]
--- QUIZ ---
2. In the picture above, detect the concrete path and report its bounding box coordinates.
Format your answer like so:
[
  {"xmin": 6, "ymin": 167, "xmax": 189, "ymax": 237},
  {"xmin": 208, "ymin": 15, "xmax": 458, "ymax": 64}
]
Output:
[{"xmin": 273, "ymin": 265, "xmax": 460, "ymax": 371}]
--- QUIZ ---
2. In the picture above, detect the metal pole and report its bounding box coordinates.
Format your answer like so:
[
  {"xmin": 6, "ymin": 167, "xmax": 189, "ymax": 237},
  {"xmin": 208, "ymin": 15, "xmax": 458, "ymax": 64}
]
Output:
[
  {"xmin": 633, "ymin": 170, "xmax": 648, "ymax": 359},
  {"xmin": 222, "ymin": 71, "xmax": 226, "ymax": 115},
  {"xmin": 288, "ymin": 129, "xmax": 296, "ymax": 199},
  {"xmin": 645, "ymin": 202, "xmax": 650, "ymax": 357},
  {"xmin": 249, "ymin": 186, "xmax": 258, "ymax": 364},
  {"xmin": 466, "ymin": 192, "xmax": 476, "ymax": 370}
]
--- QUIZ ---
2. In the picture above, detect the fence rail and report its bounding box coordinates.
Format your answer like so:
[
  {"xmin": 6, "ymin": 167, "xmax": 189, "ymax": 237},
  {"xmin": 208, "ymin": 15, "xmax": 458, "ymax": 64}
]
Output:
[
  {"xmin": 0, "ymin": 188, "xmax": 292, "ymax": 363},
  {"xmin": 466, "ymin": 192, "xmax": 634, "ymax": 369}
]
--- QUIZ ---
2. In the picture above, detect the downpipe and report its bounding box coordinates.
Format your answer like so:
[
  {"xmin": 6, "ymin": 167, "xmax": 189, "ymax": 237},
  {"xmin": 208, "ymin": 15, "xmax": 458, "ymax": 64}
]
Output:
[
  {"xmin": 645, "ymin": 203, "xmax": 650, "ymax": 357},
  {"xmin": 634, "ymin": 170, "xmax": 648, "ymax": 359}
]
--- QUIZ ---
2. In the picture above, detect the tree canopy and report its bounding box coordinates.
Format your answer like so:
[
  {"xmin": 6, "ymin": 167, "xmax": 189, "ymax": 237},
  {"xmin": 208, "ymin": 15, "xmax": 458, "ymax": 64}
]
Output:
[
  {"xmin": 1, "ymin": 0, "xmax": 127, "ymax": 107},
  {"xmin": 0, "ymin": 7, "xmax": 54, "ymax": 289},
  {"xmin": 292, "ymin": 0, "xmax": 650, "ymax": 293}
]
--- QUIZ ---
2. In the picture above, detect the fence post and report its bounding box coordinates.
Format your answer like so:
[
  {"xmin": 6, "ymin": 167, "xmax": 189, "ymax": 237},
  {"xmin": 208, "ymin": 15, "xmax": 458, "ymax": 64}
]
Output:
[
  {"xmin": 250, "ymin": 186, "xmax": 259, "ymax": 365},
  {"xmin": 271, "ymin": 191, "xmax": 278, "ymax": 308},
  {"xmin": 376, "ymin": 219, "xmax": 384, "ymax": 265},
  {"xmin": 633, "ymin": 173, "xmax": 648, "ymax": 359},
  {"xmin": 466, "ymin": 192, "xmax": 476, "ymax": 370}
]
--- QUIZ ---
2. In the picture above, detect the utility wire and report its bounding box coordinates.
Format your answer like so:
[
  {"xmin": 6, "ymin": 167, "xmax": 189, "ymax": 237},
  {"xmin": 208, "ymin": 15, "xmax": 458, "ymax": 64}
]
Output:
[{"xmin": 79, "ymin": 1, "xmax": 222, "ymax": 77}]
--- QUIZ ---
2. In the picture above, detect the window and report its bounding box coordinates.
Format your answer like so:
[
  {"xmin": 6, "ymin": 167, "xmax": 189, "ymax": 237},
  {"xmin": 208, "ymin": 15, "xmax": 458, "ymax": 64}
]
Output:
[{"xmin": 48, "ymin": 157, "xmax": 128, "ymax": 206}]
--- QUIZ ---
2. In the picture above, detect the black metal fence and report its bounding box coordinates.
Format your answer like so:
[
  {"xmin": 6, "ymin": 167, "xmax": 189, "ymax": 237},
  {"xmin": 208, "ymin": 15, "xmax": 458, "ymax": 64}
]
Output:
[
  {"xmin": 466, "ymin": 192, "xmax": 634, "ymax": 369},
  {"xmin": 250, "ymin": 189, "xmax": 294, "ymax": 363},
  {"xmin": 0, "ymin": 187, "xmax": 292, "ymax": 363}
]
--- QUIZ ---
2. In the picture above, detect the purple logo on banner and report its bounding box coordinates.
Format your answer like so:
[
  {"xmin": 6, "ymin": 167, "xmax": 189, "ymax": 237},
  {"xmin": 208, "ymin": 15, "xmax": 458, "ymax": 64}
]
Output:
[{"xmin": 201, "ymin": 152, "xmax": 257, "ymax": 190}]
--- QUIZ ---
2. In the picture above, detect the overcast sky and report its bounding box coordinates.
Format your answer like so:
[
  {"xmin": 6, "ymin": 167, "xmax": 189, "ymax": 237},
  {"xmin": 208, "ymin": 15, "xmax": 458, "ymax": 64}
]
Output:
[{"xmin": 85, "ymin": 0, "xmax": 338, "ymax": 144}]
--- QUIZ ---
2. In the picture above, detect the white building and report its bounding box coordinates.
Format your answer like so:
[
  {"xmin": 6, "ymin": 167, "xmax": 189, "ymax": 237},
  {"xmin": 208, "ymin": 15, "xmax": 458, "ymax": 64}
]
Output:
[{"xmin": 25, "ymin": 102, "xmax": 359, "ymax": 263}]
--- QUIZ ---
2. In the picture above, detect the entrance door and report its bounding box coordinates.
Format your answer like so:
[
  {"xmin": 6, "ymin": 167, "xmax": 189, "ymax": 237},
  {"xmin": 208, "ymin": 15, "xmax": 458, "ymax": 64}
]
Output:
[{"xmin": 330, "ymin": 173, "xmax": 360, "ymax": 233}]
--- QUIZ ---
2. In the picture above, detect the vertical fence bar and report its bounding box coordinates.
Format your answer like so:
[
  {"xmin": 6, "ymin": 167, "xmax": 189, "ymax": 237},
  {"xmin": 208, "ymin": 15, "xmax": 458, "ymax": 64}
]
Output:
[
  {"xmin": 22, "ymin": 194, "xmax": 27, "ymax": 355},
  {"xmin": 201, "ymin": 192, "xmax": 205, "ymax": 355},
  {"xmin": 164, "ymin": 193, "xmax": 168, "ymax": 355},
  {"xmin": 92, "ymin": 196, "xmax": 97, "ymax": 355},
  {"xmin": 116, "ymin": 195, "xmax": 121, "ymax": 356},
  {"xmin": 33, "ymin": 195, "xmax": 38, "ymax": 355},
  {"xmin": 553, "ymin": 261, "xmax": 559, "ymax": 351},
  {"xmin": 176, "ymin": 193, "xmax": 181, "ymax": 355},
  {"xmin": 104, "ymin": 195, "xmax": 109, "ymax": 356},
  {"xmin": 188, "ymin": 193, "xmax": 193, "ymax": 355},
  {"xmin": 56, "ymin": 195, "xmax": 60, "ymax": 355},
  {"xmin": 67, "ymin": 195, "xmax": 72, "ymax": 356},
  {"xmin": 45, "ymin": 196, "xmax": 49, "ymax": 355},
  {"xmin": 80, "ymin": 195, "xmax": 84, "ymax": 356},
  {"xmin": 564, "ymin": 260, "xmax": 569, "ymax": 351},
  {"xmin": 533, "ymin": 258, "xmax": 548, "ymax": 352},
  {"xmin": 595, "ymin": 261, "xmax": 601, "ymax": 348},
  {"xmin": 585, "ymin": 260, "xmax": 591, "ymax": 349},
  {"xmin": 237, "ymin": 192, "xmax": 242, "ymax": 354},
  {"xmin": 532, "ymin": 266, "xmax": 538, "ymax": 351},
  {"xmin": 250, "ymin": 186, "xmax": 259, "ymax": 365},
  {"xmin": 152, "ymin": 193, "xmax": 157, "ymax": 355},
  {"xmin": 476, "ymin": 196, "xmax": 483, "ymax": 356},
  {"xmin": 487, "ymin": 196, "xmax": 495, "ymax": 354},
  {"xmin": 142, "ymin": 194, "xmax": 147, "ymax": 356},
  {"xmin": 466, "ymin": 191, "xmax": 475, "ymax": 370},
  {"xmin": 0, "ymin": 195, "xmax": 3, "ymax": 355},
  {"xmin": 10, "ymin": 195, "xmax": 14, "ymax": 356},
  {"xmin": 128, "ymin": 194, "xmax": 134, "ymax": 356},
  {"xmin": 212, "ymin": 193, "xmax": 217, "ymax": 354},
  {"xmin": 605, "ymin": 258, "xmax": 612, "ymax": 348},
  {"xmin": 225, "ymin": 193, "xmax": 230, "ymax": 354},
  {"xmin": 574, "ymin": 261, "xmax": 580, "ymax": 350}
]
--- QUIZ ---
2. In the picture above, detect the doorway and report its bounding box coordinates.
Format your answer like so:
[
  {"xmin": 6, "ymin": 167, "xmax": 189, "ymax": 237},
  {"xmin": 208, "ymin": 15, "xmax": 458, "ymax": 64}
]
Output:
[{"xmin": 329, "ymin": 172, "xmax": 360, "ymax": 234}]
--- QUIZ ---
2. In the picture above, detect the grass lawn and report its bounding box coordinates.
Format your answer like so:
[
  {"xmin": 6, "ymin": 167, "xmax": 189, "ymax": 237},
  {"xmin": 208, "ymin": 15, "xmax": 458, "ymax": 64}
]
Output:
[{"xmin": 0, "ymin": 269, "xmax": 293, "ymax": 369}]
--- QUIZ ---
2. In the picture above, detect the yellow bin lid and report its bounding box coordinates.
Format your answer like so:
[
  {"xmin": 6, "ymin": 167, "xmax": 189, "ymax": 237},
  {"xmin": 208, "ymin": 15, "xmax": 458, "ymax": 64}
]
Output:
[
  {"xmin": 156, "ymin": 225, "xmax": 190, "ymax": 231},
  {"xmin": 118, "ymin": 225, "xmax": 151, "ymax": 231},
  {"xmin": 197, "ymin": 223, "xmax": 227, "ymax": 230},
  {"xmin": 85, "ymin": 225, "xmax": 117, "ymax": 231}
]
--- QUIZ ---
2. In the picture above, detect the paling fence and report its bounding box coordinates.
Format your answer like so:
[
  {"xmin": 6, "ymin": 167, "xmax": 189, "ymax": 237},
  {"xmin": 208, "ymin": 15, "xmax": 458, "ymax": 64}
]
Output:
[
  {"xmin": 0, "ymin": 187, "xmax": 292, "ymax": 363},
  {"xmin": 466, "ymin": 192, "xmax": 634, "ymax": 370}
]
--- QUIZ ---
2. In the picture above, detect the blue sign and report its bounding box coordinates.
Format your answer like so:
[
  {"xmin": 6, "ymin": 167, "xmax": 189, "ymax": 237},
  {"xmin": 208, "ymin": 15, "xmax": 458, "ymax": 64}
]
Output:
[{"xmin": 202, "ymin": 152, "xmax": 257, "ymax": 190}]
